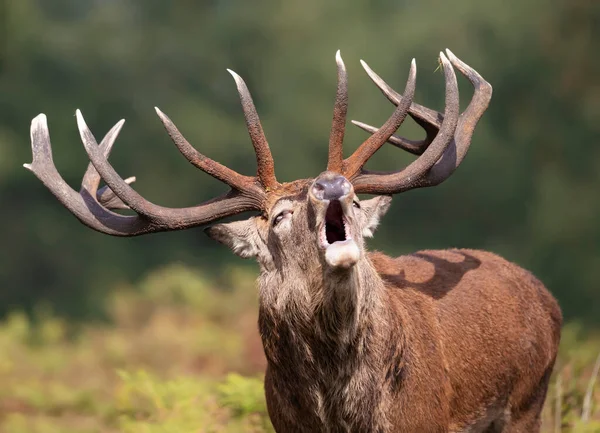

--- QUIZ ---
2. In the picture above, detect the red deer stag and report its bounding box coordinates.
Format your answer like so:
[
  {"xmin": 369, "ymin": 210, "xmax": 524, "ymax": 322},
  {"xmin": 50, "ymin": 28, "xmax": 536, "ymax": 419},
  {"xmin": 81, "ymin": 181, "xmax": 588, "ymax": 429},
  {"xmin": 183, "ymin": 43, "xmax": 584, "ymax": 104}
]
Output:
[{"xmin": 25, "ymin": 49, "xmax": 561, "ymax": 432}]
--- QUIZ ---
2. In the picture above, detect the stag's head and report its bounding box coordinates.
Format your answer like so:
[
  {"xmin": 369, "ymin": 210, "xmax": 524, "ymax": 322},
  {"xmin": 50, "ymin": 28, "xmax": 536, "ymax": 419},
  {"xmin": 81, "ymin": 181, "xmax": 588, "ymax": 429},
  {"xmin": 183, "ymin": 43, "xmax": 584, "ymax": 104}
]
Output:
[
  {"xmin": 25, "ymin": 49, "xmax": 491, "ymax": 275},
  {"xmin": 205, "ymin": 169, "xmax": 392, "ymax": 272}
]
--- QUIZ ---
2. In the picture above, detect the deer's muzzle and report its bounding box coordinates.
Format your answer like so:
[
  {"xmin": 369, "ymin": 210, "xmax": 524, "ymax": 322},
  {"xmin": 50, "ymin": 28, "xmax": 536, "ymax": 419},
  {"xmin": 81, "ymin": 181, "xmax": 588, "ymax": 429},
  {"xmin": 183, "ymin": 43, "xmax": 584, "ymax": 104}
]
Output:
[{"xmin": 310, "ymin": 173, "xmax": 360, "ymax": 269}]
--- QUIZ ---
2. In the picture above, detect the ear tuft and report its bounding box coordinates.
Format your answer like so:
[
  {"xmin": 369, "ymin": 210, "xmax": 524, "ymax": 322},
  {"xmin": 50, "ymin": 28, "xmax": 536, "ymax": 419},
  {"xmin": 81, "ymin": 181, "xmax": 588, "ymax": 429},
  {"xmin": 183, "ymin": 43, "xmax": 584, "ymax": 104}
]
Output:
[
  {"xmin": 360, "ymin": 195, "xmax": 392, "ymax": 238},
  {"xmin": 204, "ymin": 220, "xmax": 260, "ymax": 259}
]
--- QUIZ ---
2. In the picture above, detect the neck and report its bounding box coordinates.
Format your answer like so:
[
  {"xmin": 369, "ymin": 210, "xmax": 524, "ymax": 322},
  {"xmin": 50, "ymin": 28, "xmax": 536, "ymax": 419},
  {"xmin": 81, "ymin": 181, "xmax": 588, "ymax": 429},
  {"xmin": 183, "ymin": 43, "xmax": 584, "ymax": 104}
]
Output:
[
  {"xmin": 315, "ymin": 257, "xmax": 387, "ymax": 345},
  {"xmin": 258, "ymin": 254, "xmax": 387, "ymax": 345},
  {"xmin": 258, "ymin": 255, "xmax": 400, "ymax": 430}
]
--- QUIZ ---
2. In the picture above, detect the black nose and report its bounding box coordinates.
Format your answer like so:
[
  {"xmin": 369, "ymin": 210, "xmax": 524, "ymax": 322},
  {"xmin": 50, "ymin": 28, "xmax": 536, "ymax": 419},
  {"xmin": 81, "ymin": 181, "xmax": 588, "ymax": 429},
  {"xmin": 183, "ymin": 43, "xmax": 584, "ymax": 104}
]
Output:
[{"xmin": 312, "ymin": 175, "xmax": 351, "ymax": 200}]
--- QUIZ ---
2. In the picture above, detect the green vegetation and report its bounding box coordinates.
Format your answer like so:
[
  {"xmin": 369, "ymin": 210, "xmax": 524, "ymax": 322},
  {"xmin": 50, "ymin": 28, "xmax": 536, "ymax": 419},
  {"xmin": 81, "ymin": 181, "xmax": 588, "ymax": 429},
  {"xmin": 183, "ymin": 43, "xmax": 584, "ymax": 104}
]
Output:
[
  {"xmin": 0, "ymin": 265, "xmax": 598, "ymax": 432},
  {"xmin": 0, "ymin": 265, "xmax": 273, "ymax": 432}
]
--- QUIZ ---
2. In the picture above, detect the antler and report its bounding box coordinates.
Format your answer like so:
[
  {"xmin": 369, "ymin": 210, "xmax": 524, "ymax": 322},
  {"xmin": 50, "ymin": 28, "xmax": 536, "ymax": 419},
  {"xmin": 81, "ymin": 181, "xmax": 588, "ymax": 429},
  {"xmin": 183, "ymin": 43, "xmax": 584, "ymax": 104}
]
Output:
[
  {"xmin": 341, "ymin": 58, "xmax": 418, "ymax": 179},
  {"xmin": 348, "ymin": 49, "xmax": 492, "ymax": 194},
  {"xmin": 227, "ymin": 70, "xmax": 278, "ymax": 190},
  {"xmin": 26, "ymin": 50, "xmax": 490, "ymax": 236},
  {"xmin": 25, "ymin": 73, "xmax": 277, "ymax": 236},
  {"xmin": 327, "ymin": 50, "xmax": 348, "ymax": 173}
]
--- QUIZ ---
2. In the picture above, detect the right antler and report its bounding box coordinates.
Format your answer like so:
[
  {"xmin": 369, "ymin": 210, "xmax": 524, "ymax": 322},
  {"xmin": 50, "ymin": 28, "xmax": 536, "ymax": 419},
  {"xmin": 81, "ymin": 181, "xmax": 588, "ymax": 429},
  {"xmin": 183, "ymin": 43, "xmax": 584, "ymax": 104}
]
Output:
[
  {"xmin": 25, "ymin": 73, "xmax": 279, "ymax": 236},
  {"xmin": 346, "ymin": 49, "xmax": 492, "ymax": 194}
]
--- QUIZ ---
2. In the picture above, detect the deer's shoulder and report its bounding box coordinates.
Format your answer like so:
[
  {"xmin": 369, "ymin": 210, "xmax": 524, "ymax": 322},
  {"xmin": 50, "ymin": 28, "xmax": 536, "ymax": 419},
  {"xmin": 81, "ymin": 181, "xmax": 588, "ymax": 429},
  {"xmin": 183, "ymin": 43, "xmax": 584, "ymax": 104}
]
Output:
[
  {"xmin": 367, "ymin": 248, "xmax": 537, "ymax": 300},
  {"xmin": 368, "ymin": 248, "xmax": 509, "ymax": 281},
  {"xmin": 368, "ymin": 248, "xmax": 560, "ymax": 327}
]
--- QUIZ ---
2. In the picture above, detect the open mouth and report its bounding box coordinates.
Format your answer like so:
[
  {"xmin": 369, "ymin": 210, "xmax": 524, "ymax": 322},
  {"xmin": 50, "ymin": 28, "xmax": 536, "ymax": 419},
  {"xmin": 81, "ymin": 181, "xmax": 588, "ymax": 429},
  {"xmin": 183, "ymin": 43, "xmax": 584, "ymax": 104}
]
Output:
[
  {"xmin": 317, "ymin": 199, "xmax": 360, "ymax": 269},
  {"xmin": 320, "ymin": 200, "xmax": 350, "ymax": 247}
]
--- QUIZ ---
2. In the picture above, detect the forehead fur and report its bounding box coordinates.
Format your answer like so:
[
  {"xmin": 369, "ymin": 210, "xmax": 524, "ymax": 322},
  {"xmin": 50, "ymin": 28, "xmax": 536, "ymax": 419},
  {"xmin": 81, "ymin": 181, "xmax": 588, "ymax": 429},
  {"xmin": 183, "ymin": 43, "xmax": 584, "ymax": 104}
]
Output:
[{"xmin": 263, "ymin": 178, "xmax": 312, "ymax": 211}]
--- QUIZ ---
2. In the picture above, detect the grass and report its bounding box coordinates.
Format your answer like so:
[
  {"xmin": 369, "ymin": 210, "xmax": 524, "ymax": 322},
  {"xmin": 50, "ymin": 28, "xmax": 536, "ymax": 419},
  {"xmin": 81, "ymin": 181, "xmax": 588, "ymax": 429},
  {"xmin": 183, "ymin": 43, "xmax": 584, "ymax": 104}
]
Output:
[{"xmin": 0, "ymin": 264, "xmax": 598, "ymax": 432}]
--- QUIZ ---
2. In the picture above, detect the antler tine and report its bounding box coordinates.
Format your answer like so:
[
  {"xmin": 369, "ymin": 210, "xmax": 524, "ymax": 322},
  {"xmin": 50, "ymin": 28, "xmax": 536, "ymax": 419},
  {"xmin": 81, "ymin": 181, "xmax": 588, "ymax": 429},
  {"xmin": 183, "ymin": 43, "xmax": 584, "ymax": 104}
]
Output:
[
  {"xmin": 351, "ymin": 58, "xmax": 443, "ymax": 156},
  {"xmin": 154, "ymin": 107, "xmax": 256, "ymax": 192},
  {"xmin": 351, "ymin": 52, "xmax": 460, "ymax": 195},
  {"xmin": 25, "ymin": 112, "xmax": 263, "ymax": 237},
  {"xmin": 227, "ymin": 70, "xmax": 278, "ymax": 190},
  {"xmin": 76, "ymin": 110, "xmax": 264, "ymax": 222},
  {"xmin": 81, "ymin": 119, "xmax": 125, "ymax": 194},
  {"xmin": 96, "ymin": 176, "xmax": 136, "ymax": 210},
  {"xmin": 327, "ymin": 50, "xmax": 348, "ymax": 172},
  {"xmin": 421, "ymin": 48, "xmax": 492, "ymax": 186},
  {"xmin": 351, "ymin": 50, "xmax": 492, "ymax": 191},
  {"xmin": 76, "ymin": 110, "xmax": 160, "ymax": 219},
  {"xmin": 359, "ymin": 59, "xmax": 443, "ymax": 128},
  {"xmin": 342, "ymin": 59, "xmax": 417, "ymax": 179},
  {"xmin": 350, "ymin": 120, "xmax": 427, "ymax": 156},
  {"xmin": 79, "ymin": 119, "xmax": 136, "ymax": 210}
]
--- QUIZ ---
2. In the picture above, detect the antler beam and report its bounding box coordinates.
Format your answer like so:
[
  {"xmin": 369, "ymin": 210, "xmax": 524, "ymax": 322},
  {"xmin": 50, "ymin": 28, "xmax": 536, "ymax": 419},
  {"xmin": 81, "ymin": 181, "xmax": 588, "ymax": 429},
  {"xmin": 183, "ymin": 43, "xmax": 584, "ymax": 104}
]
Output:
[{"xmin": 24, "ymin": 70, "xmax": 276, "ymax": 236}]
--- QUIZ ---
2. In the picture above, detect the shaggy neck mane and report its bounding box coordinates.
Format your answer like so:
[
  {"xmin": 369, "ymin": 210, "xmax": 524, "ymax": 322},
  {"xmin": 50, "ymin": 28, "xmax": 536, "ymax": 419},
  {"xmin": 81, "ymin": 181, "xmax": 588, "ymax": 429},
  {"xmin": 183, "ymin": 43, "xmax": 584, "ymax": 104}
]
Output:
[
  {"xmin": 258, "ymin": 255, "xmax": 403, "ymax": 430},
  {"xmin": 316, "ymin": 259, "xmax": 387, "ymax": 344},
  {"xmin": 259, "ymin": 255, "xmax": 389, "ymax": 347}
]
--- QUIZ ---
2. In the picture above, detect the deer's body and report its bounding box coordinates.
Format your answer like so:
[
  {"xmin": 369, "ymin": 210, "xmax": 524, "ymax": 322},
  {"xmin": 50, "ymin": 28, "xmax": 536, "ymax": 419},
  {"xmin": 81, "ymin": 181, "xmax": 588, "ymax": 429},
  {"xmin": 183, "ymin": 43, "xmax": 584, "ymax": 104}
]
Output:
[
  {"xmin": 27, "ymin": 48, "xmax": 561, "ymax": 432},
  {"xmin": 262, "ymin": 249, "xmax": 561, "ymax": 432}
]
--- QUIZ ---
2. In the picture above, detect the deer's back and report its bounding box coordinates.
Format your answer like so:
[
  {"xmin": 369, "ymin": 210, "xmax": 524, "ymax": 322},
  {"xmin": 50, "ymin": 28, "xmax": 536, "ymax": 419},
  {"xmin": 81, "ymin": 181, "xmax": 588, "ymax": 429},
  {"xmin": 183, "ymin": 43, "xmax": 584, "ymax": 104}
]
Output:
[{"xmin": 370, "ymin": 248, "xmax": 562, "ymax": 431}]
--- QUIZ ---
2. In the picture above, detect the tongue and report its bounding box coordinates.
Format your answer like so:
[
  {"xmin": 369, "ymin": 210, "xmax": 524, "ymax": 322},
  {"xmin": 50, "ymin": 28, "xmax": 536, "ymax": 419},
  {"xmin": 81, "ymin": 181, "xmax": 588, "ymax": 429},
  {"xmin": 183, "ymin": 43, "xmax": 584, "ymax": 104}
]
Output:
[{"xmin": 325, "ymin": 239, "xmax": 360, "ymax": 269}]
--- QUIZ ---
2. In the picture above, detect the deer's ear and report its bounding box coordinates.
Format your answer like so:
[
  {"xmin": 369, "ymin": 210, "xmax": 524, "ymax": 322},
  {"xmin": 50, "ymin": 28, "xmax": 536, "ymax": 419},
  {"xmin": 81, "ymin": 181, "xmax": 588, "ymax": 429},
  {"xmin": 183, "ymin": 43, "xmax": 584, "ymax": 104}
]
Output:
[
  {"xmin": 204, "ymin": 219, "xmax": 260, "ymax": 259},
  {"xmin": 360, "ymin": 196, "xmax": 392, "ymax": 238}
]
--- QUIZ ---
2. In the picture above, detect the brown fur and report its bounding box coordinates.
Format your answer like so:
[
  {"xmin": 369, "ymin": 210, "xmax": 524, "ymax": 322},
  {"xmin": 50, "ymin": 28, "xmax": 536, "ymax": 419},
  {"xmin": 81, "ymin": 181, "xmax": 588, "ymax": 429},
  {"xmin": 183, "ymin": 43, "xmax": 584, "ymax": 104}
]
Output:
[
  {"xmin": 206, "ymin": 175, "xmax": 562, "ymax": 433},
  {"xmin": 259, "ymin": 249, "xmax": 560, "ymax": 433}
]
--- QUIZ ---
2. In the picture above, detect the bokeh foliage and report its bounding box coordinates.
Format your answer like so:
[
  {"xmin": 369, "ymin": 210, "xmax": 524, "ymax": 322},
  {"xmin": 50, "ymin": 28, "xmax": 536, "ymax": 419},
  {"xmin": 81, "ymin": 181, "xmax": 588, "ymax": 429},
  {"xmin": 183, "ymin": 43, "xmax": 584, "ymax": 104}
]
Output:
[
  {"xmin": 0, "ymin": 1, "xmax": 599, "ymax": 321},
  {"xmin": 0, "ymin": 265, "xmax": 598, "ymax": 432},
  {"xmin": 0, "ymin": 265, "xmax": 273, "ymax": 432}
]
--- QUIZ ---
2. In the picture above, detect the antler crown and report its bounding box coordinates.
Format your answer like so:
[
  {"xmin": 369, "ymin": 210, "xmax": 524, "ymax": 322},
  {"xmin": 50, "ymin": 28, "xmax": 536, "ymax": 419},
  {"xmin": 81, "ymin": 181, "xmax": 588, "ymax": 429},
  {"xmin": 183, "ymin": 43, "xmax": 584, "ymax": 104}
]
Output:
[{"xmin": 25, "ymin": 49, "xmax": 491, "ymax": 236}]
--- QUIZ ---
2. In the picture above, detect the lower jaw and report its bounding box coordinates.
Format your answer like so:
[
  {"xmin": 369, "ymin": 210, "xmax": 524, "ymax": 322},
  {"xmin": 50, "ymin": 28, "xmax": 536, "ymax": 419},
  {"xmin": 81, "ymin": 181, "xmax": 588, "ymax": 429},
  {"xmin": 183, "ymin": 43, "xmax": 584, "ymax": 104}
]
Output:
[{"xmin": 323, "ymin": 239, "xmax": 360, "ymax": 269}]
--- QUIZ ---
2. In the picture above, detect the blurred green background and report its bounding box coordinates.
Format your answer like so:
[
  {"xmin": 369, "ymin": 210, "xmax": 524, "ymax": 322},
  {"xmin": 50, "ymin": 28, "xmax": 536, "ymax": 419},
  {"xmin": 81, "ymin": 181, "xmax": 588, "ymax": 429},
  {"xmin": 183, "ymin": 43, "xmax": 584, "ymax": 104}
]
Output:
[
  {"xmin": 1, "ymin": 0, "xmax": 598, "ymax": 323},
  {"xmin": 0, "ymin": 1, "xmax": 599, "ymax": 431}
]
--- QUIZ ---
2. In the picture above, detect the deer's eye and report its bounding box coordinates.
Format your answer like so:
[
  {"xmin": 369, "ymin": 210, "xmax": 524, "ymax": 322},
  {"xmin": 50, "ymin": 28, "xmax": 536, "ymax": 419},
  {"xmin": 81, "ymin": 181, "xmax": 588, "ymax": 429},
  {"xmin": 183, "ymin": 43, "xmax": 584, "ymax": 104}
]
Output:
[{"xmin": 273, "ymin": 209, "xmax": 293, "ymax": 227}]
